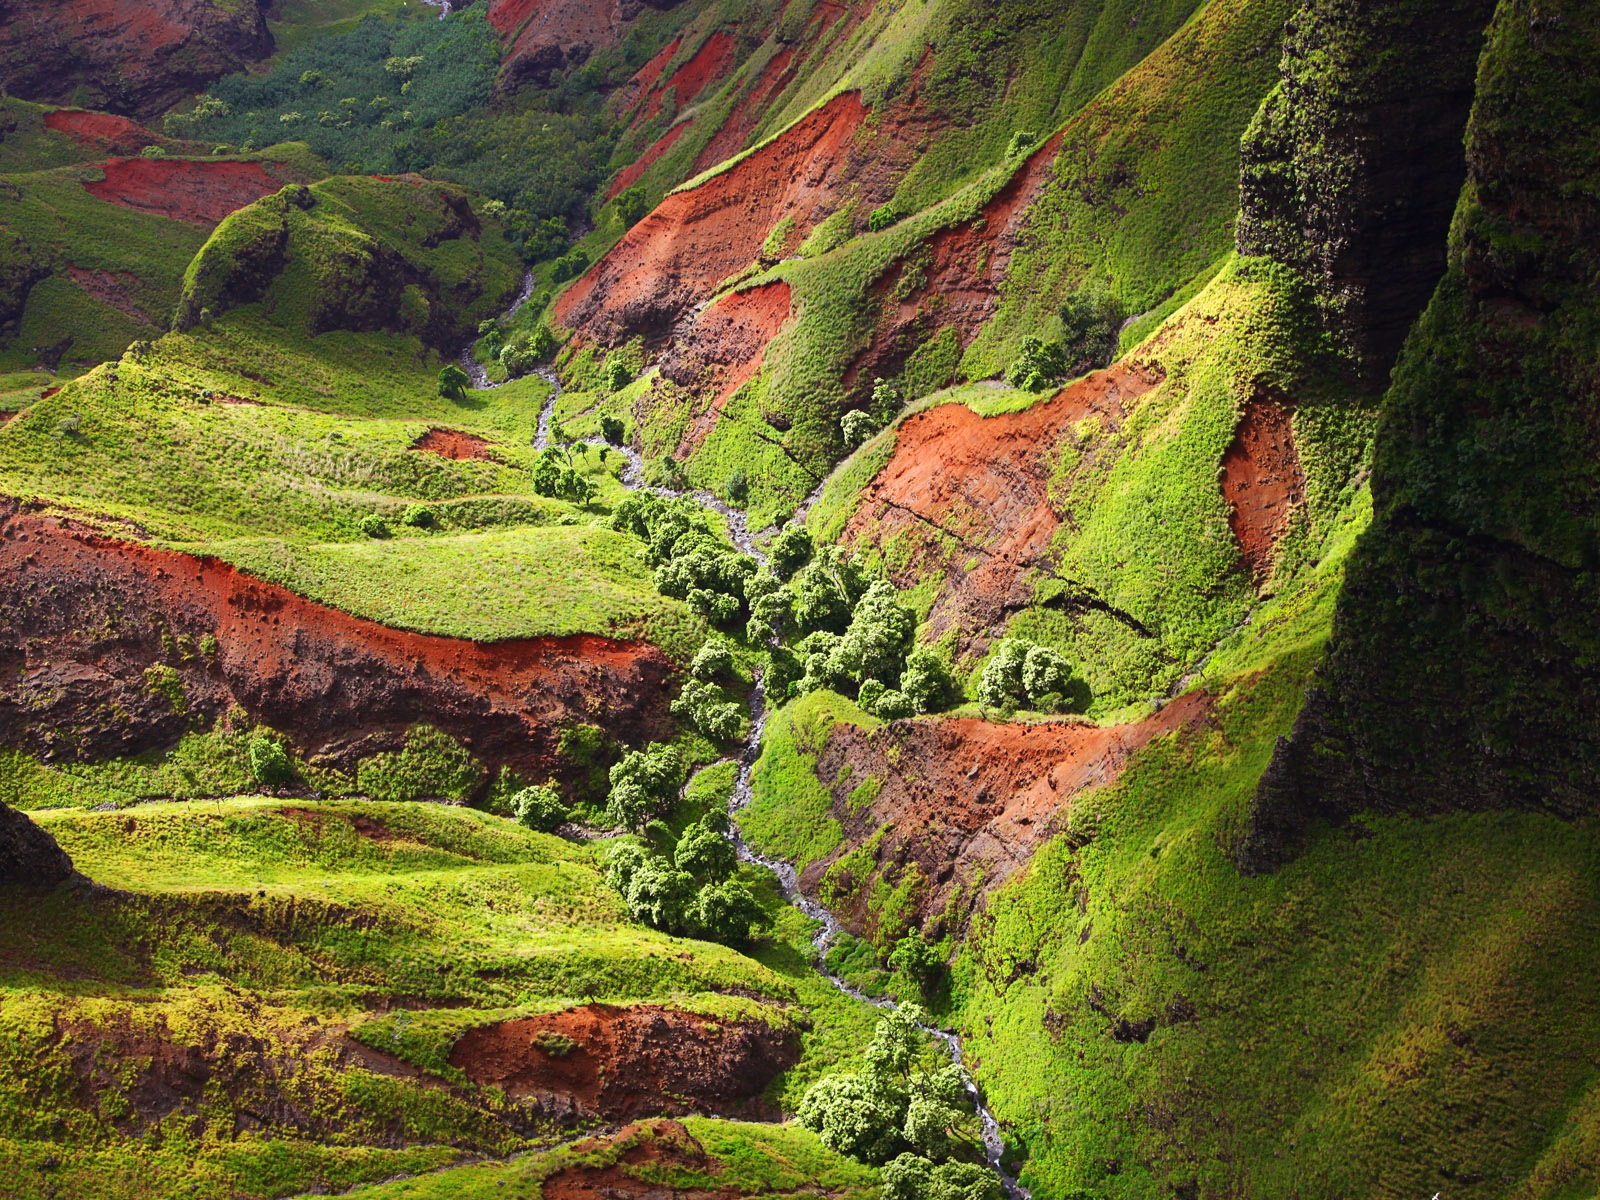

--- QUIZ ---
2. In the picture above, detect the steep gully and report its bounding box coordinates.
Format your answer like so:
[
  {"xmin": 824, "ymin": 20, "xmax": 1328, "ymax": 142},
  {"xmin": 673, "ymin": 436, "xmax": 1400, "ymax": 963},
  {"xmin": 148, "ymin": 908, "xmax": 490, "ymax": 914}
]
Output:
[{"xmin": 467, "ymin": 274, "xmax": 1027, "ymax": 1197}]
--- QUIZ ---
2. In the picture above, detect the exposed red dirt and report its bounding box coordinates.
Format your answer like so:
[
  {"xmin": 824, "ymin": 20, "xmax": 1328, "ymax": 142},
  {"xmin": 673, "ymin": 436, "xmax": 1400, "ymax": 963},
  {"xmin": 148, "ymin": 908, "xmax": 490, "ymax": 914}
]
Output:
[
  {"xmin": 608, "ymin": 120, "xmax": 694, "ymax": 201},
  {"xmin": 83, "ymin": 158, "xmax": 284, "ymax": 227},
  {"xmin": 840, "ymin": 133, "xmax": 1066, "ymax": 400},
  {"xmin": 842, "ymin": 361, "xmax": 1163, "ymax": 638},
  {"xmin": 66, "ymin": 266, "xmax": 150, "ymax": 325},
  {"xmin": 1220, "ymin": 393, "xmax": 1305, "ymax": 583},
  {"xmin": 0, "ymin": 501, "xmax": 676, "ymax": 781},
  {"xmin": 642, "ymin": 31, "xmax": 737, "ymax": 118},
  {"xmin": 449, "ymin": 1004, "xmax": 797, "ymax": 1121},
  {"xmin": 804, "ymin": 690, "xmax": 1214, "ymax": 939},
  {"xmin": 410, "ymin": 428, "xmax": 497, "ymax": 461},
  {"xmin": 558, "ymin": 92, "xmax": 887, "ymax": 345},
  {"xmin": 44, "ymin": 110, "xmax": 162, "ymax": 155},
  {"xmin": 0, "ymin": 1, "xmax": 271, "ymax": 119},
  {"xmin": 660, "ymin": 281, "xmax": 793, "ymax": 456},
  {"xmin": 542, "ymin": 1121, "xmax": 792, "ymax": 1200},
  {"xmin": 631, "ymin": 36, "xmax": 682, "ymax": 90},
  {"xmin": 491, "ymin": 0, "xmax": 677, "ymax": 90},
  {"xmin": 692, "ymin": 46, "xmax": 797, "ymax": 173}
]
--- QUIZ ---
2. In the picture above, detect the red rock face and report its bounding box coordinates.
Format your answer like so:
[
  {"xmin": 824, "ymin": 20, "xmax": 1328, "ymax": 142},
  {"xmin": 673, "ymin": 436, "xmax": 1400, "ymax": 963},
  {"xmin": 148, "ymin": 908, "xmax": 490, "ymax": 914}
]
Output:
[
  {"xmin": 0, "ymin": 502, "xmax": 677, "ymax": 781},
  {"xmin": 82, "ymin": 158, "xmax": 285, "ymax": 226},
  {"xmin": 1219, "ymin": 393, "xmax": 1305, "ymax": 583},
  {"xmin": 0, "ymin": 1, "xmax": 272, "ymax": 120},
  {"xmin": 449, "ymin": 1004, "xmax": 797, "ymax": 1120},
  {"xmin": 491, "ymin": 0, "xmax": 687, "ymax": 90}
]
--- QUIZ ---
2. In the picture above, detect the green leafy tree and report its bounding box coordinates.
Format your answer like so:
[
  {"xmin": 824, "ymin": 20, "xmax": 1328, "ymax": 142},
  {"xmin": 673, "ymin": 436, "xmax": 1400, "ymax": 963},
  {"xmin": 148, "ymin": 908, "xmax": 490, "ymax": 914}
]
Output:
[
  {"xmin": 614, "ymin": 185, "xmax": 649, "ymax": 227},
  {"xmin": 1005, "ymin": 335, "xmax": 1067, "ymax": 391},
  {"xmin": 689, "ymin": 637, "xmax": 734, "ymax": 681},
  {"xmin": 767, "ymin": 526, "xmax": 814, "ymax": 580},
  {"xmin": 842, "ymin": 409, "xmax": 878, "ymax": 447},
  {"xmin": 512, "ymin": 784, "xmax": 567, "ymax": 832},
  {"xmin": 624, "ymin": 857, "xmax": 697, "ymax": 934},
  {"xmin": 693, "ymin": 877, "xmax": 765, "ymax": 943},
  {"xmin": 901, "ymin": 649, "xmax": 955, "ymax": 713},
  {"xmin": 605, "ymin": 741, "xmax": 683, "ymax": 831},
  {"xmin": 833, "ymin": 581, "xmax": 917, "ymax": 688},
  {"xmin": 248, "ymin": 734, "xmax": 292, "ymax": 785},
  {"xmin": 600, "ymin": 414, "xmax": 625, "ymax": 445},
  {"xmin": 796, "ymin": 1073, "xmax": 907, "ymax": 1163},
  {"xmin": 675, "ymin": 817, "xmax": 737, "ymax": 881},
  {"xmin": 438, "ymin": 363, "xmax": 470, "ymax": 400},
  {"xmin": 1057, "ymin": 281, "xmax": 1124, "ymax": 374}
]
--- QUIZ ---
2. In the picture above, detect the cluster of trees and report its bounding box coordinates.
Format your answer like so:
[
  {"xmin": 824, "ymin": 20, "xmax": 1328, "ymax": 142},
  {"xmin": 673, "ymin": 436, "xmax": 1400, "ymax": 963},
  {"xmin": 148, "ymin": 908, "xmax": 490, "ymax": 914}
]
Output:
[
  {"xmin": 1006, "ymin": 285, "xmax": 1125, "ymax": 391},
  {"xmin": 672, "ymin": 638, "xmax": 748, "ymax": 743},
  {"xmin": 841, "ymin": 377, "xmax": 904, "ymax": 448},
  {"xmin": 611, "ymin": 493, "xmax": 760, "ymax": 628},
  {"xmin": 976, "ymin": 637, "xmax": 1075, "ymax": 713},
  {"xmin": 798, "ymin": 1007, "xmax": 999, "ymax": 1200},
  {"xmin": 605, "ymin": 813, "xmax": 766, "ymax": 944}
]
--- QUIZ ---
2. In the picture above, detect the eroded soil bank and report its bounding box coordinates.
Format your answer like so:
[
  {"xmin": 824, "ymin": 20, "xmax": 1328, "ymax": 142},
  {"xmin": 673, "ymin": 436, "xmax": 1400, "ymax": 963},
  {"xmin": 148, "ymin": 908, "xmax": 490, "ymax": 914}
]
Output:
[
  {"xmin": 0, "ymin": 502, "xmax": 675, "ymax": 782},
  {"xmin": 450, "ymin": 1004, "xmax": 798, "ymax": 1121}
]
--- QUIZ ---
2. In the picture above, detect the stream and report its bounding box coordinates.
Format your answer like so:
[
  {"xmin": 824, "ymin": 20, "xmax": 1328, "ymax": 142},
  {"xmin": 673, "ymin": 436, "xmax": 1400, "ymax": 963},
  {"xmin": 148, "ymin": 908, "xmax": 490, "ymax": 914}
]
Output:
[{"xmin": 468, "ymin": 291, "xmax": 1027, "ymax": 1196}]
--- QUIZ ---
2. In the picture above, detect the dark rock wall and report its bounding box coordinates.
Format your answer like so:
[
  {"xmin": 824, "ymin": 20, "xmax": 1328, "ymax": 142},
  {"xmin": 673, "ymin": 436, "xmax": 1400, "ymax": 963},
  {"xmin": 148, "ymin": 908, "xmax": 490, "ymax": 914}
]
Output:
[
  {"xmin": 1236, "ymin": 0, "xmax": 1497, "ymax": 384},
  {"xmin": 1237, "ymin": 0, "xmax": 1600, "ymax": 870}
]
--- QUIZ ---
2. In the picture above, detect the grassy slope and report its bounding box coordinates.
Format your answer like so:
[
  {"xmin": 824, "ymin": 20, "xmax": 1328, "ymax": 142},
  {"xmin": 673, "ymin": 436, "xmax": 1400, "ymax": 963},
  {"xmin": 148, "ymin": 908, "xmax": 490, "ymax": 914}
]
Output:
[
  {"xmin": 0, "ymin": 798, "xmax": 881, "ymax": 1199},
  {"xmin": 0, "ymin": 176, "xmax": 706, "ymax": 652},
  {"xmin": 953, "ymin": 504, "xmax": 1600, "ymax": 1200}
]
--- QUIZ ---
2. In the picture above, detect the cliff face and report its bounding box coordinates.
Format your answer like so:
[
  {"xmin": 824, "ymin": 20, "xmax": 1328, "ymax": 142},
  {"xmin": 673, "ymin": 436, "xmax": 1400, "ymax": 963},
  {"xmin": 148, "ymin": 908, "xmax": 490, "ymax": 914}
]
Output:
[
  {"xmin": 1238, "ymin": 0, "xmax": 1600, "ymax": 870},
  {"xmin": 1235, "ymin": 0, "xmax": 1497, "ymax": 384},
  {"xmin": 0, "ymin": 0, "xmax": 272, "ymax": 120},
  {"xmin": 490, "ymin": 0, "xmax": 685, "ymax": 89}
]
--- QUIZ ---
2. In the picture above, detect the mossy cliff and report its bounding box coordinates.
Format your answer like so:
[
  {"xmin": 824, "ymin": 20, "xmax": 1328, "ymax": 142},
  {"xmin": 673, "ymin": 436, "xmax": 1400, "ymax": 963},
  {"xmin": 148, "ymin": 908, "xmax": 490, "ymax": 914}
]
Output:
[{"xmin": 1241, "ymin": 0, "xmax": 1600, "ymax": 865}]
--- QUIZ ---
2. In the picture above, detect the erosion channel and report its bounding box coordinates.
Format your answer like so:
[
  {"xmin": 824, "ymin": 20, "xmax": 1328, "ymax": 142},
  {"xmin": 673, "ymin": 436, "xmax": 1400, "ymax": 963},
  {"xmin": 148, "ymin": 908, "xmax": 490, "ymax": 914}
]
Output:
[{"xmin": 474, "ymin": 317, "xmax": 1029, "ymax": 1197}]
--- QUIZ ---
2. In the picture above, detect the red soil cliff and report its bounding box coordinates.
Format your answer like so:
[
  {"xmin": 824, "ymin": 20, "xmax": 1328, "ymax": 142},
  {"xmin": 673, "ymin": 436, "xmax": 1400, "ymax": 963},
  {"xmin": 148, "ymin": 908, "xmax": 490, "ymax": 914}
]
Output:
[
  {"xmin": 84, "ymin": 158, "xmax": 286, "ymax": 227},
  {"xmin": 0, "ymin": 502, "xmax": 675, "ymax": 783}
]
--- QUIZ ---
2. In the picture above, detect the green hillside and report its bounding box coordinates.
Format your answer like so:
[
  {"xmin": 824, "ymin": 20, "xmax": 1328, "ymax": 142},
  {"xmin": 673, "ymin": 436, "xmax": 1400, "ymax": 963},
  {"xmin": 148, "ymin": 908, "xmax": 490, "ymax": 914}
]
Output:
[{"xmin": 1, "ymin": 0, "xmax": 1598, "ymax": 1197}]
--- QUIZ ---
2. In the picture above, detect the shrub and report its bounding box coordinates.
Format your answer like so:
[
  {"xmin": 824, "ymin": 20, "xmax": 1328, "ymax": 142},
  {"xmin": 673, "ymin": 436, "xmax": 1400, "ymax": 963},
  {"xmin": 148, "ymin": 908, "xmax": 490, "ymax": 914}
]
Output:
[
  {"xmin": 438, "ymin": 363, "xmax": 470, "ymax": 400},
  {"xmin": 797, "ymin": 1073, "xmax": 907, "ymax": 1163},
  {"xmin": 841, "ymin": 409, "xmax": 878, "ymax": 447},
  {"xmin": 725, "ymin": 470, "xmax": 749, "ymax": 504},
  {"xmin": 358, "ymin": 513, "xmax": 391, "ymax": 538},
  {"xmin": 1057, "ymin": 282, "xmax": 1124, "ymax": 374},
  {"xmin": 614, "ymin": 185, "xmax": 649, "ymax": 227},
  {"xmin": 602, "ymin": 358, "xmax": 632, "ymax": 391},
  {"xmin": 549, "ymin": 248, "xmax": 589, "ymax": 283},
  {"xmin": 248, "ymin": 734, "xmax": 292, "ymax": 785},
  {"xmin": 400, "ymin": 503, "xmax": 435, "ymax": 528},
  {"xmin": 605, "ymin": 741, "xmax": 683, "ymax": 831},
  {"xmin": 599, "ymin": 414, "xmax": 625, "ymax": 445},
  {"xmin": 871, "ymin": 376, "xmax": 903, "ymax": 424},
  {"xmin": 1004, "ymin": 335, "xmax": 1067, "ymax": 391},
  {"xmin": 693, "ymin": 877, "xmax": 765, "ymax": 943},
  {"xmin": 356, "ymin": 724, "xmax": 481, "ymax": 802},
  {"xmin": 533, "ymin": 1030, "xmax": 577, "ymax": 1057},
  {"xmin": 868, "ymin": 204, "xmax": 901, "ymax": 232},
  {"xmin": 1005, "ymin": 129, "xmax": 1038, "ymax": 159},
  {"xmin": 512, "ymin": 784, "xmax": 568, "ymax": 832}
]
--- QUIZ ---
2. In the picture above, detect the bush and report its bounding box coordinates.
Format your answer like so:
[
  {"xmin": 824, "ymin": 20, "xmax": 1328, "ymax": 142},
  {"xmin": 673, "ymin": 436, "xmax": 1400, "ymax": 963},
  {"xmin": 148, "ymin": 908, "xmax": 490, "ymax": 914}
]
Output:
[
  {"xmin": 549, "ymin": 247, "xmax": 589, "ymax": 283},
  {"xmin": 356, "ymin": 724, "xmax": 481, "ymax": 802},
  {"xmin": 599, "ymin": 414, "xmax": 625, "ymax": 445},
  {"xmin": 693, "ymin": 877, "xmax": 764, "ymax": 943},
  {"xmin": 400, "ymin": 502, "xmax": 435, "ymax": 528},
  {"xmin": 602, "ymin": 358, "xmax": 632, "ymax": 391},
  {"xmin": 883, "ymin": 1156, "xmax": 1003, "ymax": 1200},
  {"xmin": 1004, "ymin": 335, "xmax": 1067, "ymax": 391},
  {"xmin": 1057, "ymin": 282, "xmax": 1124, "ymax": 374},
  {"xmin": 614, "ymin": 185, "xmax": 649, "ymax": 227},
  {"xmin": 841, "ymin": 409, "xmax": 878, "ymax": 447},
  {"xmin": 438, "ymin": 363, "xmax": 470, "ymax": 400},
  {"xmin": 725, "ymin": 470, "xmax": 749, "ymax": 504},
  {"xmin": 672, "ymin": 678, "xmax": 748, "ymax": 743},
  {"xmin": 605, "ymin": 741, "xmax": 683, "ymax": 831},
  {"xmin": 868, "ymin": 204, "xmax": 901, "ymax": 232},
  {"xmin": 358, "ymin": 513, "xmax": 391, "ymax": 538},
  {"xmin": 871, "ymin": 376, "xmax": 903, "ymax": 424},
  {"xmin": 512, "ymin": 784, "xmax": 568, "ymax": 832},
  {"xmin": 1005, "ymin": 129, "xmax": 1038, "ymax": 159},
  {"xmin": 248, "ymin": 734, "xmax": 292, "ymax": 786}
]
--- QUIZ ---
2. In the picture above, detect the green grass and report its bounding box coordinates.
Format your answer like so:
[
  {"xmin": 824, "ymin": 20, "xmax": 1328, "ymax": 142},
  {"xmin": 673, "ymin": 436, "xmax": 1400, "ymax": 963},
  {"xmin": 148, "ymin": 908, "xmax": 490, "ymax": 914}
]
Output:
[
  {"xmin": 738, "ymin": 690, "xmax": 877, "ymax": 872},
  {"xmin": 336, "ymin": 1116, "xmax": 880, "ymax": 1199}
]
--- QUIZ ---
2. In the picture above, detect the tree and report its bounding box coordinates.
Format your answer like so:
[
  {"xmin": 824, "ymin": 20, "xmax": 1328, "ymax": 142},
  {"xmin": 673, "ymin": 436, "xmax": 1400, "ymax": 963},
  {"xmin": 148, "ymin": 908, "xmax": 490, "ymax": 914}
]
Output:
[
  {"xmin": 1004, "ymin": 336, "xmax": 1066, "ymax": 392},
  {"xmin": 976, "ymin": 639, "xmax": 1030, "ymax": 709},
  {"xmin": 674, "ymin": 817, "xmax": 736, "ymax": 881},
  {"xmin": 767, "ymin": 526, "xmax": 814, "ymax": 580},
  {"xmin": 602, "ymin": 358, "xmax": 632, "ymax": 391},
  {"xmin": 693, "ymin": 877, "xmax": 765, "ymax": 942},
  {"xmin": 689, "ymin": 637, "xmax": 734, "ymax": 681},
  {"xmin": 512, "ymin": 784, "xmax": 567, "ymax": 832},
  {"xmin": 248, "ymin": 734, "xmax": 292, "ymax": 785},
  {"xmin": 832, "ymin": 581, "xmax": 917, "ymax": 688},
  {"xmin": 600, "ymin": 414, "xmax": 625, "ymax": 445},
  {"xmin": 797, "ymin": 1073, "xmax": 906, "ymax": 1163},
  {"xmin": 791, "ymin": 546, "xmax": 869, "ymax": 634},
  {"xmin": 614, "ymin": 185, "xmax": 649, "ymax": 227},
  {"xmin": 1057, "ymin": 281, "xmax": 1124, "ymax": 374},
  {"xmin": 901, "ymin": 649, "xmax": 955, "ymax": 714},
  {"xmin": 438, "ymin": 363, "xmax": 470, "ymax": 400},
  {"xmin": 841, "ymin": 409, "xmax": 878, "ymax": 447},
  {"xmin": 625, "ymin": 858, "xmax": 696, "ymax": 934},
  {"xmin": 889, "ymin": 934, "xmax": 945, "ymax": 991},
  {"xmin": 605, "ymin": 742, "xmax": 682, "ymax": 831}
]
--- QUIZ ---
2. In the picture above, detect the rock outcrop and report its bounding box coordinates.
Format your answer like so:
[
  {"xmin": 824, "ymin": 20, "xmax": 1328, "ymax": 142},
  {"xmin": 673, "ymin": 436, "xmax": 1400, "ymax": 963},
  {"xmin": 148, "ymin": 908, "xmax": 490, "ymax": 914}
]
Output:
[
  {"xmin": 0, "ymin": 803, "xmax": 75, "ymax": 888},
  {"xmin": 0, "ymin": 0, "xmax": 272, "ymax": 120}
]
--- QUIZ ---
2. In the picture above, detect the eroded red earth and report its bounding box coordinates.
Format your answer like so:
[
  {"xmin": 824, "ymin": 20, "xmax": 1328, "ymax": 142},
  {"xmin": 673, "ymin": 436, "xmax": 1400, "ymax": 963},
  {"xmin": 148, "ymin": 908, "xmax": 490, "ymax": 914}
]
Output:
[
  {"xmin": 44, "ymin": 109, "xmax": 161, "ymax": 155},
  {"xmin": 449, "ymin": 1004, "xmax": 796, "ymax": 1120},
  {"xmin": 0, "ymin": 503, "xmax": 675, "ymax": 782},
  {"xmin": 843, "ymin": 362, "xmax": 1163, "ymax": 637},
  {"xmin": 83, "ymin": 158, "xmax": 284, "ymax": 226},
  {"xmin": 661, "ymin": 280, "xmax": 794, "ymax": 456},
  {"xmin": 411, "ymin": 428, "xmax": 498, "ymax": 461},
  {"xmin": 1220, "ymin": 393, "xmax": 1305, "ymax": 582},
  {"xmin": 803, "ymin": 691, "xmax": 1214, "ymax": 939}
]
